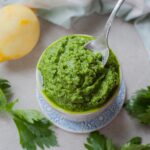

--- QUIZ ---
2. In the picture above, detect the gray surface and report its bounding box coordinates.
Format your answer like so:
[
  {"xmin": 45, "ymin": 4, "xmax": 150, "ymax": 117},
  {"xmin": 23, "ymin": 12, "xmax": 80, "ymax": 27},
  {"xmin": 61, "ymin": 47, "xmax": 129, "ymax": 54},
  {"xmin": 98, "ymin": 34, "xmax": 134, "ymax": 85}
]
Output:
[{"xmin": 0, "ymin": 14, "xmax": 150, "ymax": 150}]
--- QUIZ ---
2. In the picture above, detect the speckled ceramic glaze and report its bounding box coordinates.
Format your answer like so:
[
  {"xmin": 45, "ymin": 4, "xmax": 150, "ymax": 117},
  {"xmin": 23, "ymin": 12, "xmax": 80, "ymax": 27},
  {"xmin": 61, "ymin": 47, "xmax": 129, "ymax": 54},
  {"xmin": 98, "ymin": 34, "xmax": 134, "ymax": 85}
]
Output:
[{"xmin": 36, "ymin": 80, "xmax": 126, "ymax": 133}]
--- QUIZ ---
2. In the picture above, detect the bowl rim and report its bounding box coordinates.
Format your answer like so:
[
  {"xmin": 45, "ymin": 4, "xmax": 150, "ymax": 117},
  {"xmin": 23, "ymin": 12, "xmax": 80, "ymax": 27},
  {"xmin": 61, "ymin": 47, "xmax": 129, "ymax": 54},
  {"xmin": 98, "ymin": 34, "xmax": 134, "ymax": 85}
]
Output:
[{"xmin": 36, "ymin": 34, "xmax": 122, "ymax": 116}]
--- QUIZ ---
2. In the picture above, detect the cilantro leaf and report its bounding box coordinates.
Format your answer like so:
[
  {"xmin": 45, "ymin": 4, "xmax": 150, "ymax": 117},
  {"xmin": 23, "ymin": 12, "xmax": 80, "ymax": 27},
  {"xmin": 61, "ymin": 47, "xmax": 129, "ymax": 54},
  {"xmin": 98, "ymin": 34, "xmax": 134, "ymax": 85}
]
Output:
[
  {"xmin": 125, "ymin": 86, "xmax": 150, "ymax": 125},
  {"xmin": 85, "ymin": 132, "xmax": 150, "ymax": 150},
  {"xmin": 5, "ymin": 99, "xmax": 19, "ymax": 112},
  {"xmin": 0, "ymin": 88, "xmax": 18, "ymax": 112},
  {"xmin": 12, "ymin": 109, "xmax": 58, "ymax": 150},
  {"xmin": 127, "ymin": 137, "xmax": 142, "ymax": 144},
  {"xmin": 121, "ymin": 137, "xmax": 150, "ymax": 150},
  {"xmin": 0, "ymin": 89, "xmax": 7, "ymax": 111},
  {"xmin": 0, "ymin": 79, "xmax": 12, "ymax": 111},
  {"xmin": 84, "ymin": 131, "xmax": 117, "ymax": 150},
  {"xmin": 0, "ymin": 78, "xmax": 58, "ymax": 150},
  {"xmin": 0, "ymin": 78, "xmax": 11, "ymax": 99},
  {"xmin": 12, "ymin": 109, "xmax": 45, "ymax": 123}
]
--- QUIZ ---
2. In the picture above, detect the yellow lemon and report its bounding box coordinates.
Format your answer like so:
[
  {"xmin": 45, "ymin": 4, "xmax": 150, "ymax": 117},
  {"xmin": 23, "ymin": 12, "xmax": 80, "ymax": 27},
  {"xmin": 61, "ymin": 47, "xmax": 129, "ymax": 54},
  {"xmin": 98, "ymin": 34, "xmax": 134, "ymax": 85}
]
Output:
[{"xmin": 0, "ymin": 4, "xmax": 40, "ymax": 62}]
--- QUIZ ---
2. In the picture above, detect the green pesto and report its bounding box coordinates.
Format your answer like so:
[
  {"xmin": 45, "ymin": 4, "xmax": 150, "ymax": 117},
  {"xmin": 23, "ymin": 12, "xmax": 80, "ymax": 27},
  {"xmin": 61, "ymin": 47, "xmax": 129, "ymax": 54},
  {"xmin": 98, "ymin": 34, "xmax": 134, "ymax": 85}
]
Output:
[{"xmin": 38, "ymin": 35, "xmax": 120, "ymax": 112}]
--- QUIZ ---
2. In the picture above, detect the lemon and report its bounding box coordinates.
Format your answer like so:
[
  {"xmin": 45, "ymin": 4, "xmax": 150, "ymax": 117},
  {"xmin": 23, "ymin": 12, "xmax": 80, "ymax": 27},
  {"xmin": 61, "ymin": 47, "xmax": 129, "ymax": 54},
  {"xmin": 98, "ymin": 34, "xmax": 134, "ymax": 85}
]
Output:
[{"xmin": 0, "ymin": 4, "xmax": 40, "ymax": 62}]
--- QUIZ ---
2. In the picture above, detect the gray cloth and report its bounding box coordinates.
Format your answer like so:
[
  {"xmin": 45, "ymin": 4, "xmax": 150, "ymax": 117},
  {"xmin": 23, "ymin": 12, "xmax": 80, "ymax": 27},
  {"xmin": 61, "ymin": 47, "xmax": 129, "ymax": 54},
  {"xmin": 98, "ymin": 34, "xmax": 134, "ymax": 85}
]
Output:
[{"xmin": 0, "ymin": 0, "xmax": 150, "ymax": 58}]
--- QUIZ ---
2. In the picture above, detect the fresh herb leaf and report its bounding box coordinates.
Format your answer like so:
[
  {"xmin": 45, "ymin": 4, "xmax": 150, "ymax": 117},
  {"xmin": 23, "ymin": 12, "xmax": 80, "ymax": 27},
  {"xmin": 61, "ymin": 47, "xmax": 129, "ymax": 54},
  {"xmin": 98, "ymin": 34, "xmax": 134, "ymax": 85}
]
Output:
[
  {"xmin": 85, "ymin": 132, "xmax": 150, "ymax": 150},
  {"xmin": 0, "ymin": 88, "xmax": 7, "ymax": 111},
  {"xmin": 84, "ymin": 131, "xmax": 117, "ymax": 150},
  {"xmin": 125, "ymin": 86, "xmax": 150, "ymax": 125},
  {"xmin": 12, "ymin": 109, "xmax": 45, "ymax": 123},
  {"xmin": 127, "ymin": 137, "xmax": 142, "ymax": 144},
  {"xmin": 0, "ymin": 78, "xmax": 11, "ymax": 99},
  {"xmin": 12, "ymin": 109, "xmax": 58, "ymax": 150},
  {"xmin": 0, "ymin": 79, "xmax": 12, "ymax": 111},
  {"xmin": 5, "ymin": 99, "xmax": 19, "ymax": 112},
  {"xmin": 121, "ymin": 137, "xmax": 150, "ymax": 150},
  {"xmin": 0, "ymin": 78, "xmax": 58, "ymax": 150}
]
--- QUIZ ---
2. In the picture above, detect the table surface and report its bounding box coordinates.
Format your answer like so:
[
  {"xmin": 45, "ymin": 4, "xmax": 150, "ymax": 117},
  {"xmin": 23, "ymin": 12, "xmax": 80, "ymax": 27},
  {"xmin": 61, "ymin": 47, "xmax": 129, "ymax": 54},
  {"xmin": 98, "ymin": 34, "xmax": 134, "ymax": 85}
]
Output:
[{"xmin": 0, "ymin": 14, "xmax": 150, "ymax": 150}]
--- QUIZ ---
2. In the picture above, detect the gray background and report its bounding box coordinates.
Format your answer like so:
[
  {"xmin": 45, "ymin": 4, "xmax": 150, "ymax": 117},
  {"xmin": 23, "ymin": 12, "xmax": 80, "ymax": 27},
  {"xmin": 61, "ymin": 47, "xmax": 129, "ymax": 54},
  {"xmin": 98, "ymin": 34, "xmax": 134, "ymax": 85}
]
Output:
[{"xmin": 0, "ymin": 14, "xmax": 150, "ymax": 149}]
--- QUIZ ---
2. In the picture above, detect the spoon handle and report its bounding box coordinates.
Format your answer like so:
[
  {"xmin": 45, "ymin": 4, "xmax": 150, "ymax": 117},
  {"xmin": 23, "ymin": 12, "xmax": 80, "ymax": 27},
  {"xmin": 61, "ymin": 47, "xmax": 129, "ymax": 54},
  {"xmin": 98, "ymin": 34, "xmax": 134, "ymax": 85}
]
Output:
[{"xmin": 104, "ymin": 0, "xmax": 125, "ymax": 45}]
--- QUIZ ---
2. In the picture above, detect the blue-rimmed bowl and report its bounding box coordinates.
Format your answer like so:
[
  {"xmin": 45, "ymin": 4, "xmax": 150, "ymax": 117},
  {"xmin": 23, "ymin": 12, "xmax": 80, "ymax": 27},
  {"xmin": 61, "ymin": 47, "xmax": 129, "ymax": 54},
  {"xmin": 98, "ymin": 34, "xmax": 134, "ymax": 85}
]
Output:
[{"xmin": 36, "ymin": 34, "xmax": 126, "ymax": 132}]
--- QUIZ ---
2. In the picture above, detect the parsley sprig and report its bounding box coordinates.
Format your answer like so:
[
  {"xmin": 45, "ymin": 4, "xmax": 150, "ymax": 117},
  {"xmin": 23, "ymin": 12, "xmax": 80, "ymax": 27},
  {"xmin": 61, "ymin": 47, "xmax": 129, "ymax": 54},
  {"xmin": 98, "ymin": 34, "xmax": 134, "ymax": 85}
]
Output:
[
  {"xmin": 84, "ymin": 131, "xmax": 116, "ymax": 150},
  {"xmin": 125, "ymin": 86, "xmax": 150, "ymax": 125},
  {"xmin": 85, "ymin": 131, "xmax": 150, "ymax": 150},
  {"xmin": 0, "ymin": 78, "xmax": 58, "ymax": 150}
]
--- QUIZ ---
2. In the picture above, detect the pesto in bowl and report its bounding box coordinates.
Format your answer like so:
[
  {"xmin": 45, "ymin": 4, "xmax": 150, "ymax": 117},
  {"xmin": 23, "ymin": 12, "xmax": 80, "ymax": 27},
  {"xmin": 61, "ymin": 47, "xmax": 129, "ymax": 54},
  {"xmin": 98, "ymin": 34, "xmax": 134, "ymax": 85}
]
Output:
[{"xmin": 38, "ymin": 35, "xmax": 120, "ymax": 112}]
